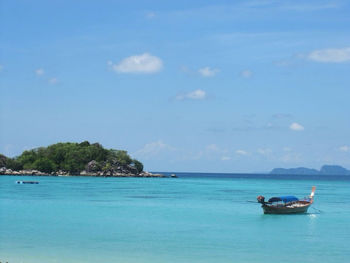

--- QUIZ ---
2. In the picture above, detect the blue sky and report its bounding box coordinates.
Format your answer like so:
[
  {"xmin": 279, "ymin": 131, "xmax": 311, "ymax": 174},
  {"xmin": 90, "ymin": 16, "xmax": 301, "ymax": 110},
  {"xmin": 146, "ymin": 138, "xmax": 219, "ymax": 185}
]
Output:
[{"xmin": 1, "ymin": 0, "xmax": 349, "ymax": 172}]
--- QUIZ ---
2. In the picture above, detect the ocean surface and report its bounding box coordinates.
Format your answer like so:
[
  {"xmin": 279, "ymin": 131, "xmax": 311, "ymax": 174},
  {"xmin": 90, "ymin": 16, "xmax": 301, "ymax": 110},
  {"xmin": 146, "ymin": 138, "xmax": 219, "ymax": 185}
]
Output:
[{"xmin": 1, "ymin": 173, "xmax": 349, "ymax": 263}]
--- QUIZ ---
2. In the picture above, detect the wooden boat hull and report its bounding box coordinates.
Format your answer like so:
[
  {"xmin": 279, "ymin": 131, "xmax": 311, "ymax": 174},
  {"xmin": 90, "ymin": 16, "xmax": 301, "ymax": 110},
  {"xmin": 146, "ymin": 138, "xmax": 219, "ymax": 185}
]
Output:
[{"xmin": 262, "ymin": 202, "xmax": 311, "ymax": 214}]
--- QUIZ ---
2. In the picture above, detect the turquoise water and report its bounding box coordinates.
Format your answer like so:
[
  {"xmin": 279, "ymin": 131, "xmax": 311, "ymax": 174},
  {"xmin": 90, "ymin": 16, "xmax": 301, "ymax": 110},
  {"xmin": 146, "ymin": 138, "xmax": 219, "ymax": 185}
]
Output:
[{"xmin": 1, "ymin": 174, "xmax": 349, "ymax": 263}]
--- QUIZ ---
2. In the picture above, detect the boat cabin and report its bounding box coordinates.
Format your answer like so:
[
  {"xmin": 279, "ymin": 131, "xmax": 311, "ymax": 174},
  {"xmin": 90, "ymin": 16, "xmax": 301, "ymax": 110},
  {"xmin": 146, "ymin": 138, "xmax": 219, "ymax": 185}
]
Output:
[{"xmin": 268, "ymin": 196, "xmax": 299, "ymax": 204}]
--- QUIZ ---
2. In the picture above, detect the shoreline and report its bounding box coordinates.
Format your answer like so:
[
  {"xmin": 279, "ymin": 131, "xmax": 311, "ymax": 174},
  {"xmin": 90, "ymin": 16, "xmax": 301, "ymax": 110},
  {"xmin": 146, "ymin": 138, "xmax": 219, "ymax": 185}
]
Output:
[{"xmin": 0, "ymin": 168, "xmax": 165, "ymax": 178}]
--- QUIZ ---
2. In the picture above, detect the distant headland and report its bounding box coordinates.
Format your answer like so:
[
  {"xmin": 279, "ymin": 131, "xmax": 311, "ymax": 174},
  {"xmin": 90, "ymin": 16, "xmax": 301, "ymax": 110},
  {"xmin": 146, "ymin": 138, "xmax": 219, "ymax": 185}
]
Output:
[
  {"xmin": 270, "ymin": 165, "xmax": 350, "ymax": 175},
  {"xmin": 0, "ymin": 141, "xmax": 163, "ymax": 177}
]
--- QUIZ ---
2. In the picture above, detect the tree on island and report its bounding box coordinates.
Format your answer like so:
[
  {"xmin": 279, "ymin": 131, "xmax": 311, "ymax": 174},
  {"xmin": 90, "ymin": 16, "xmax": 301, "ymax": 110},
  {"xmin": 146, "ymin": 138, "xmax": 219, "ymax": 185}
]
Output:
[
  {"xmin": 0, "ymin": 141, "xmax": 144, "ymax": 175},
  {"xmin": 0, "ymin": 154, "xmax": 8, "ymax": 167}
]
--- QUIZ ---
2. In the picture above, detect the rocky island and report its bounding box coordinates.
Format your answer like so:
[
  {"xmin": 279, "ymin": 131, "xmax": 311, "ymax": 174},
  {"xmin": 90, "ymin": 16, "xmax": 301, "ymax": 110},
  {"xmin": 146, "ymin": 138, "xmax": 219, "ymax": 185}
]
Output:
[{"xmin": 0, "ymin": 141, "xmax": 164, "ymax": 177}]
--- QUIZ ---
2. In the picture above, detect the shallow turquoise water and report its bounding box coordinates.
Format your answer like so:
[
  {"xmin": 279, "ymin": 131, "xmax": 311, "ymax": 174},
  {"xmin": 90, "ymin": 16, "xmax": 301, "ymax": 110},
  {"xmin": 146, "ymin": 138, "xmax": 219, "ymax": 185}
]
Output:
[{"xmin": 1, "ymin": 174, "xmax": 349, "ymax": 263}]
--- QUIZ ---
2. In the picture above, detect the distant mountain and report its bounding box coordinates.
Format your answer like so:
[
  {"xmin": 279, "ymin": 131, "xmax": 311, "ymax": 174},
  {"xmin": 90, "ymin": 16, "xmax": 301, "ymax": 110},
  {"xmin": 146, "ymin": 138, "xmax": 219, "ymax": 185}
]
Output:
[
  {"xmin": 319, "ymin": 165, "xmax": 350, "ymax": 175},
  {"xmin": 270, "ymin": 167, "xmax": 319, "ymax": 175},
  {"xmin": 270, "ymin": 165, "xmax": 350, "ymax": 175}
]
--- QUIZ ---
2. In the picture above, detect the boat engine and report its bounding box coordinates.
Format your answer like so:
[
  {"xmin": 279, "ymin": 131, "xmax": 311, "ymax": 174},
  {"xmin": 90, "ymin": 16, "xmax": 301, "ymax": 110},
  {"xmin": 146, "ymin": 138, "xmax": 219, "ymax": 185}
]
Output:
[{"xmin": 257, "ymin": 195, "xmax": 265, "ymax": 204}]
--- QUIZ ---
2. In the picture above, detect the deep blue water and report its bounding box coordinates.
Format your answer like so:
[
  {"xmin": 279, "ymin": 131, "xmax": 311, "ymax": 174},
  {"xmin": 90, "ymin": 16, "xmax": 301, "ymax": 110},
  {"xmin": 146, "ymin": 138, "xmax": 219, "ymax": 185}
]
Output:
[{"xmin": 1, "ymin": 173, "xmax": 349, "ymax": 263}]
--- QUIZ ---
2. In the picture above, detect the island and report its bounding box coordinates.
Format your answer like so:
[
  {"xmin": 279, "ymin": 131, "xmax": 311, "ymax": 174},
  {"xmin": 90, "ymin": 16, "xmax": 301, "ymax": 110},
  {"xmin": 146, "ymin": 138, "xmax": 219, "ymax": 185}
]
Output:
[
  {"xmin": 270, "ymin": 165, "xmax": 350, "ymax": 175},
  {"xmin": 0, "ymin": 141, "xmax": 163, "ymax": 177}
]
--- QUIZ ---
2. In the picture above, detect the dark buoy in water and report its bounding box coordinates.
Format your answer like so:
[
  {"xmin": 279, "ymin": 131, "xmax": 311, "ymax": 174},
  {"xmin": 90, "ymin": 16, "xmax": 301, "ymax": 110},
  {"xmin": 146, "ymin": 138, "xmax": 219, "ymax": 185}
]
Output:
[{"xmin": 16, "ymin": 181, "xmax": 39, "ymax": 184}]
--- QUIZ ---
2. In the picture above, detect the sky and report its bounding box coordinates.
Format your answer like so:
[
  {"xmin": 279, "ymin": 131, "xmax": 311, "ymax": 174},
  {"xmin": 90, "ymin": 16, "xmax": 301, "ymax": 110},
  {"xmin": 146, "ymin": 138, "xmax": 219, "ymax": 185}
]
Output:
[{"xmin": 0, "ymin": 0, "xmax": 349, "ymax": 173}]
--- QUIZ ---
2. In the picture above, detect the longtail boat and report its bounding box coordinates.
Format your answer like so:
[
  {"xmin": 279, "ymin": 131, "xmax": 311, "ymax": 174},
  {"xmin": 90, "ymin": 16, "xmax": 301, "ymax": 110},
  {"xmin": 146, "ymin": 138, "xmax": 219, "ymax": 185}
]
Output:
[{"xmin": 257, "ymin": 186, "xmax": 316, "ymax": 214}]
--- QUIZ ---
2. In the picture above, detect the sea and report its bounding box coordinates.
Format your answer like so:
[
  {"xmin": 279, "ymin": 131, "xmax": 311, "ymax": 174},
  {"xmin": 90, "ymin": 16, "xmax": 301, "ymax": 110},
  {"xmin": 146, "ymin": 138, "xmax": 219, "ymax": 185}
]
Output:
[{"xmin": 1, "ymin": 173, "xmax": 349, "ymax": 263}]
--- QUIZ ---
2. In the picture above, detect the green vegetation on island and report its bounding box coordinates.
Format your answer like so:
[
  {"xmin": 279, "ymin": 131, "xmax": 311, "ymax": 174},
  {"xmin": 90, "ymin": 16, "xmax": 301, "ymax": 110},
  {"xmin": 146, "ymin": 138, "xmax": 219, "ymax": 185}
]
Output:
[{"xmin": 0, "ymin": 141, "xmax": 148, "ymax": 176}]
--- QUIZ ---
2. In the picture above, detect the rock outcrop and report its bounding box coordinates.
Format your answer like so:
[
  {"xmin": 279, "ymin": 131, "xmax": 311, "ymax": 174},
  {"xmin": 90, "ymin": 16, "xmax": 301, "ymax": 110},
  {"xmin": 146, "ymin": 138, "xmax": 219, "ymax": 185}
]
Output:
[
  {"xmin": 86, "ymin": 160, "xmax": 100, "ymax": 173},
  {"xmin": 0, "ymin": 166, "xmax": 164, "ymax": 177},
  {"xmin": 0, "ymin": 168, "xmax": 47, "ymax": 176}
]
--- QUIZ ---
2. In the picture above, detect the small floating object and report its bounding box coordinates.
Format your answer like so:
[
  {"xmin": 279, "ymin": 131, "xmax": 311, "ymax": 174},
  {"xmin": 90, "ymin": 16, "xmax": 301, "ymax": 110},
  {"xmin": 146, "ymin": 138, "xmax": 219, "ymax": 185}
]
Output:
[
  {"xmin": 256, "ymin": 186, "xmax": 316, "ymax": 214},
  {"xmin": 16, "ymin": 181, "xmax": 39, "ymax": 184},
  {"xmin": 170, "ymin": 174, "xmax": 178, "ymax": 178}
]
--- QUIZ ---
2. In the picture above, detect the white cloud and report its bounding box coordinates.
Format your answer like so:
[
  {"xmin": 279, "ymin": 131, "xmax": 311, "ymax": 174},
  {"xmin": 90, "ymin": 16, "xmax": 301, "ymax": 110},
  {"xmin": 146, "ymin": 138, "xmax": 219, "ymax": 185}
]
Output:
[
  {"xmin": 289, "ymin": 122, "xmax": 304, "ymax": 131},
  {"xmin": 272, "ymin": 113, "xmax": 293, "ymax": 119},
  {"xmin": 206, "ymin": 144, "xmax": 220, "ymax": 152},
  {"xmin": 35, "ymin": 68, "xmax": 44, "ymax": 76},
  {"xmin": 266, "ymin": 122, "xmax": 273, "ymax": 128},
  {"xmin": 146, "ymin": 12, "xmax": 156, "ymax": 19},
  {"xmin": 48, "ymin": 78, "xmax": 58, "ymax": 85},
  {"xmin": 135, "ymin": 140, "xmax": 174, "ymax": 157},
  {"xmin": 180, "ymin": 65, "xmax": 192, "ymax": 74},
  {"xmin": 257, "ymin": 148, "xmax": 272, "ymax": 155},
  {"xmin": 194, "ymin": 144, "xmax": 228, "ymax": 160},
  {"xmin": 283, "ymin": 147, "xmax": 292, "ymax": 152},
  {"xmin": 280, "ymin": 152, "xmax": 302, "ymax": 163},
  {"xmin": 186, "ymin": 89, "xmax": 207, "ymax": 100},
  {"xmin": 240, "ymin": 69, "xmax": 253, "ymax": 78},
  {"xmin": 236, "ymin": 149, "xmax": 248, "ymax": 156},
  {"xmin": 308, "ymin": 47, "xmax": 350, "ymax": 63},
  {"xmin": 339, "ymin": 146, "xmax": 350, "ymax": 152},
  {"xmin": 176, "ymin": 89, "xmax": 207, "ymax": 100},
  {"xmin": 283, "ymin": 2, "xmax": 340, "ymax": 11},
  {"xmin": 198, "ymin": 67, "xmax": 219, "ymax": 77},
  {"xmin": 243, "ymin": 1, "xmax": 340, "ymax": 11},
  {"xmin": 110, "ymin": 53, "xmax": 163, "ymax": 74},
  {"xmin": 221, "ymin": 156, "xmax": 231, "ymax": 161}
]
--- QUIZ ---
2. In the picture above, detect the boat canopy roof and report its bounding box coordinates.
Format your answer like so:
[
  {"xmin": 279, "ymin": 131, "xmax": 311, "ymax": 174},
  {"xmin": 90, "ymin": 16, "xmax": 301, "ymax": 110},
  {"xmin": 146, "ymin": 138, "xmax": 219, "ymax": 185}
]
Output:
[{"xmin": 268, "ymin": 196, "xmax": 299, "ymax": 203}]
